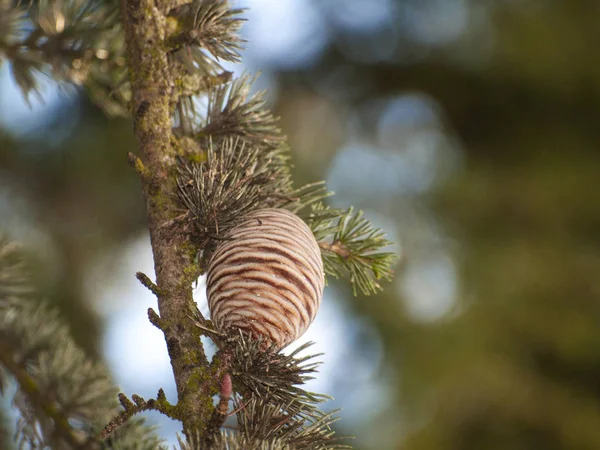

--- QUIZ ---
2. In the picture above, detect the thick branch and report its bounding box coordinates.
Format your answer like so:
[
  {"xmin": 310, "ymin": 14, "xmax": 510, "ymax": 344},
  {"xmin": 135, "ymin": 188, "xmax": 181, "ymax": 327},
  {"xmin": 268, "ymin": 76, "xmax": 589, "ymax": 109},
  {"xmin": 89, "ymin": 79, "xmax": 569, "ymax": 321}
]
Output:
[{"xmin": 120, "ymin": 0, "xmax": 212, "ymax": 440}]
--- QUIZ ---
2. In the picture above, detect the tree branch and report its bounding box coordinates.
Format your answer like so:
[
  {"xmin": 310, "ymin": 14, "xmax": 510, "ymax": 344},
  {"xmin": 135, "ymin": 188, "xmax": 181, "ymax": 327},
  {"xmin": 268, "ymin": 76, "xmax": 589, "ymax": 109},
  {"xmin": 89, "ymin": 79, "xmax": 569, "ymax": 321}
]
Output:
[
  {"xmin": 120, "ymin": 0, "xmax": 214, "ymax": 440},
  {"xmin": 318, "ymin": 240, "xmax": 352, "ymax": 259},
  {"xmin": 100, "ymin": 391, "xmax": 177, "ymax": 439},
  {"xmin": 0, "ymin": 338, "xmax": 94, "ymax": 450}
]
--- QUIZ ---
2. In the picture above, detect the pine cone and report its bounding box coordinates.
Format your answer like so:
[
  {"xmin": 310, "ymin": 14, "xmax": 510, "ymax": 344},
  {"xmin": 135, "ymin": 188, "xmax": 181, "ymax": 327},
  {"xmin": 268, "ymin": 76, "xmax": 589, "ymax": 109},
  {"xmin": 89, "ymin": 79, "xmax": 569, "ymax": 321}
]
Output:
[{"xmin": 206, "ymin": 208, "xmax": 324, "ymax": 349}]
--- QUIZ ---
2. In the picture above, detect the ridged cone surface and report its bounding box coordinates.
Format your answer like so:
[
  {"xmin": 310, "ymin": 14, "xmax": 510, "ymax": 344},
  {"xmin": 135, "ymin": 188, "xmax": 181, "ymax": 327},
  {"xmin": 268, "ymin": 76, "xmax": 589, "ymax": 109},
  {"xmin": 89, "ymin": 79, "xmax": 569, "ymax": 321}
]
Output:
[{"xmin": 206, "ymin": 208, "xmax": 324, "ymax": 349}]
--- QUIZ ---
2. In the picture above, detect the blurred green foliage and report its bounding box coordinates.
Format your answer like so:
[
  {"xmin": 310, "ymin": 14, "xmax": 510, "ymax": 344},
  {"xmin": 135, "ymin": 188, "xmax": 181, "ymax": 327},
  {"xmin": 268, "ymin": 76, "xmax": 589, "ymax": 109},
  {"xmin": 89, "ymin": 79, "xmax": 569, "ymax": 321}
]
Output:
[
  {"xmin": 1, "ymin": 0, "xmax": 599, "ymax": 449},
  {"xmin": 0, "ymin": 104, "xmax": 142, "ymax": 357},
  {"xmin": 270, "ymin": 1, "xmax": 600, "ymax": 449}
]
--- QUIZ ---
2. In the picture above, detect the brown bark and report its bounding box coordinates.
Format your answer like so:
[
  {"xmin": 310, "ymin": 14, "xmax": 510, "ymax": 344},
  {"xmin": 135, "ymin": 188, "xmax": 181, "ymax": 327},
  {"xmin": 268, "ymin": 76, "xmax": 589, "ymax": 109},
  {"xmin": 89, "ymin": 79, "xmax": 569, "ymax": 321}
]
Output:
[{"xmin": 119, "ymin": 0, "xmax": 213, "ymax": 440}]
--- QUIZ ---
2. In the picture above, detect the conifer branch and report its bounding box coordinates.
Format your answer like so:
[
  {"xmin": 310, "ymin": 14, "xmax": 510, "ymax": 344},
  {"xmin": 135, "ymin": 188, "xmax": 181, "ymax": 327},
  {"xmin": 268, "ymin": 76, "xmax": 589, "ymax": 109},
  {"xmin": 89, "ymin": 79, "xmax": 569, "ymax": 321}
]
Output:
[
  {"xmin": 309, "ymin": 207, "xmax": 397, "ymax": 295},
  {"xmin": 234, "ymin": 397, "xmax": 350, "ymax": 450},
  {"xmin": 227, "ymin": 333, "xmax": 328, "ymax": 410},
  {"xmin": 167, "ymin": 0, "xmax": 245, "ymax": 64},
  {"xmin": 0, "ymin": 233, "xmax": 165, "ymax": 449},
  {"xmin": 101, "ymin": 391, "xmax": 177, "ymax": 439},
  {"xmin": 0, "ymin": 338, "xmax": 89, "ymax": 449},
  {"xmin": 282, "ymin": 181, "xmax": 334, "ymax": 214},
  {"xmin": 199, "ymin": 74, "xmax": 285, "ymax": 151},
  {"xmin": 0, "ymin": 0, "xmax": 130, "ymax": 115},
  {"xmin": 2, "ymin": 0, "xmax": 397, "ymax": 446},
  {"xmin": 177, "ymin": 137, "xmax": 288, "ymax": 251}
]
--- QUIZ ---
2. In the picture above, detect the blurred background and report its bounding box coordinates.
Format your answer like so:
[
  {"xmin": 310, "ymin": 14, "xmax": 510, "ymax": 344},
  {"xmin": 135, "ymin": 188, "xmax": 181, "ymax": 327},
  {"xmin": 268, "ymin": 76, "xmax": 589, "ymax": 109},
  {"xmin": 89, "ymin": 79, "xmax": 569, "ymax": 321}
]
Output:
[{"xmin": 2, "ymin": 0, "xmax": 600, "ymax": 448}]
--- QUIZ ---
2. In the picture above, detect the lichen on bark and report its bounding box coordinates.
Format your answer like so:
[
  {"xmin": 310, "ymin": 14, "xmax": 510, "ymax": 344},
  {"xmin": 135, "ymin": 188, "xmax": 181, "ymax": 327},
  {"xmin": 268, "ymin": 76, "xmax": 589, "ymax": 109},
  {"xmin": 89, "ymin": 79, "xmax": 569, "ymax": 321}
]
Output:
[{"xmin": 120, "ymin": 0, "xmax": 216, "ymax": 440}]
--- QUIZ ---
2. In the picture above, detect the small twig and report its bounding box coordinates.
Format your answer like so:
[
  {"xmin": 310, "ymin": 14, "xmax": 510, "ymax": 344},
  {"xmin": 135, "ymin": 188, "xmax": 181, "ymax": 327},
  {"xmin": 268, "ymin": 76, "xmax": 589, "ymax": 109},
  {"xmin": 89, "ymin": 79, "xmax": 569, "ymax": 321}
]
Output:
[
  {"xmin": 148, "ymin": 308, "xmax": 166, "ymax": 331},
  {"xmin": 99, "ymin": 415, "xmax": 127, "ymax": 441},
  {"xmin": 135, "ymin": 271, "xmax": 162, "ymax": 297},
  {"xmin": 131, "ymin": 394, "xmax": 146, "ymax": 408},
  {"xmin": 318, "ymin": 240, "xmax": 352, "ymax": 259},
  {"xmin": 227, "ymin": 398, "xmax": 251, "ymax": 419},
  {"xmin": 127, "ymin": 152, "xmax": 152, "ymax": 180},
  {"xmin": 118, "ymin": 392, "xmax": 135, "ymax": 411},
  {"xmin": 187, "ymin": 310, "xmax": 225, "ymax": 343},
  {"xmin": 101, "ymin": 392, "xmax": 177, "ymax": 439}
]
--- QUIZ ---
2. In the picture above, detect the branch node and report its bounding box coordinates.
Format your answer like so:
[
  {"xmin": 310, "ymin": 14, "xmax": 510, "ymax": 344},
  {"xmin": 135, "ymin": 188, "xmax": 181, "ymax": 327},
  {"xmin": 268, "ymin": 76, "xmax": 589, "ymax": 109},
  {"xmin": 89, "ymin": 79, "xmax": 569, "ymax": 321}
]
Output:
[
  {"xmin": 0, "ymin": 337, "xmax": 87, "ymax": 448},
  {"xmin": 148, "ymin": 307, "xmax": 166, "ymax": 331},
  {"xmin": 118, "ymin": 392, "xmax": 134, "ymax": 411},
  {"xmin": 135, "ymin": 271, "xmax": 162, "ymax": 297},
  {"xmin": 127, "ymin": 152, "xmax": 152, "ymax": 180},
  {"xmin": 318, "ymin": 240, "xmax": 351, "ymax": 259},
  {"xmin": 131, "ymin": 394, "xmax": 146, "ymax": 408},
  {"xmin": 153, "ymin": 388, "xmax": 179, "ymax": 420},
  {"xmin": 188, "ymin": 309, "xmax": 225, "ymax": 341},
  {"xmin": 102, "ymin": 392, "xmax": 153, "ymax": 439}
]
